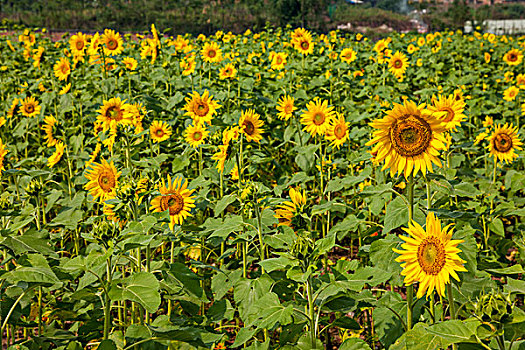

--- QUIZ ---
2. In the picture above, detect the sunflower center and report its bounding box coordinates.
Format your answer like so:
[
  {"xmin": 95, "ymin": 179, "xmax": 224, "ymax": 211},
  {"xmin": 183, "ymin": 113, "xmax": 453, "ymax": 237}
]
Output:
[
  {"xmin": 161, "ymin": 193, "xmax": 184, "ymax": 215},
  {"xmin": 509, "ymin": 53, "xmax": 517, "ymax": 62},
  {"xmin": 76, "ymin": 40, "xmax": 84, "ymax": 50},
  {"xmin": 208, "ymin": 49, "xmax": 216, "ymax": 58},
  {"xmin": 300, "ymin": 41, "xmax": 309, "ymax": 50},
  {"xmin": 276, "ymin": 57, "xmax": 283, "ymax": 65},
  {"xmin": 25, "ymin": 104, "xmax": 35, "ymax": 113},
  {"xmin": 61, "ymin": 65, "xmax": 69, "ymax": 74},
  {"xmin": 284, "ymin": 103, "xmax": 293, "ymax": 114},
  {"xmin": 334, "ymin": 124, "xmax": 345, "ymax": 139},
  {"xmin": 98, "ymin": 171, "xmax": 116, "ymax": 192},
  {"xmin": 195, "ymin": 101, "xmax": 209, "ymax": 117},
  {"xmin": 390, "ymin": 115, "xmax": 432, "ymax": 157},
  {"xmin": 243, "ymin": 120, "xmax": 255, "ymax": 135},
  {"xmin": 106, "ymin": 106, "xmax": 122, "ymax": 121},
  {"xmin": 193, "ymin": 131, "xmax": 202, "ymax": 141},
  {"xmin": 394, "ymin": 59, "xmax": 402, "ymax": 68},
  {"xmin": 494, "ymin": 133, "xmax": 513, "ymax": 152},
  {"xmin": 441, "ymin": 107, "xmax": 455, "ymax": 123},
  {"xmin": 156, "ymin": 128, "xmax": 165, "ymax": 137},
  {"xmin": 313, "ymin": 112, "xmax": 326, "ymax": 125},
  {"xmin": 107, "ymin": 38, "xmax": 118, "ymax": 50},
  {"xmin": 417, "ymin": 236, "xmax": 446, "ymax": 275}
]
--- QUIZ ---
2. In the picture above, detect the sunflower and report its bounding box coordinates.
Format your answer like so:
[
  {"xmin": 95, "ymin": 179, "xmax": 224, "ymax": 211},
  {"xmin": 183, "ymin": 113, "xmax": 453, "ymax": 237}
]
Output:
[
  {"xmin": 300, "ymin": 98, "xmax": 335, "ymax": 137},
  {"xmin": 0, "ymin": 117, "xmax": 5, "ymax": 128},
  {"xmin": 102, "ymin": 29, "xmax": 124, "ymax": 56},
  {"xmin": 150, "ymin": 175, "xmax": 196, "ymax": 230},
  {"xmin": 184, "ymin": 123, "xmax": 209, "ymax": 148},
  {"xmin": 293, "ymin": 31, "xmax": 314, "ymax": 56},
  {"xmin": 84, "ymin": 159, "xmax": 120, "ymax": 202},
  {"xmin": 393, "ymin": 212, "xmax": 467, "ymax": 299},
  {"xmin": 274, "ymin": 187, "xmax": 306, "ymax": 227},
  {"xmin": 503, "ymin": 86, "xmax": 519, "ymax": 102},
  {"xmin": 340, "ymin": 48, "xmax": 357, "ymax": 64},
  {"xmin": 484, "ymin": 52, "xmax": 491, "ymax": 64},
  {"xmin": 123, "ymin": 57, "xmax": 138, "ymax": 70},
  {"xmin": 271, "ymin": 52, "xmax": 287, "ymax": 70},
  {"xmin": 428, "ymin": 94, "xmax": 467, "ymax": 132},
  {"xmin": 0, "ymin": 138, "xmax": 7, "ymax": 176},
  {"xmin": 212, "ymin": 144, "xmax": 228, "ymax": 173},
  {"xmin": 407, "ymin": 44, "xmax": 418, "ymax": 54},
  {"xmin": 150, "ymin": 120, "xmax": 172, "ymax": 143},
  {"xmin": 239, "ymin": 109, "xmax": 264, "ymax": 143},
  {"xmin": 97, "ymin": 97, "xmax": 132, "ymax": 131},
  {"xmin": 19, "ymin": 96, "xmax": 41, "ymax": 118},
  {"xmin": 47, "ymin": 141, "xmax": 65, "ymax": 168},
  {"xmin": 181, "ymin": 58, "xmax": 196, "ymax": 76},
  {"xmin": 69, "ymin": 32, "xmax": 87, "ymax": 55},
  {"xmin": 487, "ymin": 123, "xmax": 523, "ymax": 164},
  {"xmin": 42, "ymin": 115, "xmax": 59, "ymax": 147},
  {"xmin": 325, "ymin": 112, "xmax": 349, "ymax": 148},
  {"xmin": 7, "ymin": 98, "xmax": 19, "ymax": 119},
  {"xmin": 59, "ymin": 83, "xmax": 71, "ymax": 95},
  {"xmin": 366, "ymin": 100, "xmax": 447, "ymax": 178},
  {"xmin": 276, "ymin": 95, "xmax": 296, "ymax": 121},
  {"xmin": 219, "ymin": 63, "xmax": 237, "ymax": 80},
  {"xmin": 388, "ymin": 51, "xmax": 409, "ymax": 79},
  {"xmin": 201, "ymin": 42, "xmax": 222, "ymax": 63},
  {"xmin": 53, "ymin": 57, "xmax": 71, "ymax": 81},
  {"xmin": 503, "ymin": 49, "xmax": 523, "ymax": 66},
  {"xmin": 183, "ymin": 90, "xmax": 221, "ymax": 125}
]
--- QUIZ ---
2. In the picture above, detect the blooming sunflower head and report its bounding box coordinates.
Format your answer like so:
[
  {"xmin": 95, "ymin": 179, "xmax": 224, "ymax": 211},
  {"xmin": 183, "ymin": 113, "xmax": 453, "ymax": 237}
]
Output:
[
  {"xmin": 201, "ymin": 42, "xmax": 222, "ymax": 63},
  {"xmin": 123, "ymin": 57, "xmax": 138, "ymax": 71},
  {"xmin": 0, "ymin": 138, "xmax": 8, "ymax": 176},
  {"xmin": 102, "ymin": 29, "xmax": 124, "ymax": 56},
  {"xmin": 271, "ymin": 52, "xmax": 287, "ymax": 70},
  {"xmin": 53, "ymin": 57, "xmax": 71, "ymax": 81},
  {"xmin": 487, "ymin": 123, "xmax": 523, "ymax": 164},
  {"xmin": 150, "ymin": 120, "xmax": 172, "ymax": 143},
  {"xmin": 219, "ymin": 63, "xmax": 237, "ymax": 80},
  {"xmin": 503, "ymin": 49, "xmax": 523, "ymax": 66},
  {"xmin": 340, "ymin": 47, "xmax": 357, "ymax": 64},
  {"xmin": 19, "ymin": 96, "xmax": 41, "ymax": 118},
  {"xmin": 239, "ymin": 109, "xmax": 264, "ymax": 143},
  {"xmin": 69, "ymin": 32, "xmax": 87, "ymax": 55},
  {"xmin": 42, "ymin": 115, "xmax": 59, "ymax": 147},
  {"xmin": 150, "ymin": 175, "xmax": 196, "ymax": 230},
  {"xmin": 293, "ymin": 33, "xmax": 314, "ymax": 56},
  {"xmin": 184, "ymin": 122, "xmax": 209, "ymax": 148},
  {"xmin": 503, "ymin": 86, "xmax": 519, "ymax": 102},
  {"xmin": 300, "ymin": 98, "xmax": 335, "ymax": 137},
  {"xmin": 276, "ymin": 95, "xmax": 296, "ymax": 121},
  {"xmin": 366, "ymin": 100, "xmax": 447, "ymax": 178},
  {"xmin": 388, "ymin": 51, "xmax": 409, "ymax": 79},
  {"xmin": 97, "ymin": 97, "xmax": 132, "ymax": 131},
  {"xmin": 393, "ymin": 212, "xmax": 467, "ymax": 299},
  {"xmin": 325, "ymin": 112, "xmax": 349, "ymax": 149},
  {"xmin": 274, "ymin": 187, "xmax": 306, "ymax": 227},
  {"xmin": 428, "ymin": 94, "xmax": 467, "ymax": 132},
  {"xmin": 47, "ymin": 141, "xmax": 65, "ymax": 168},
  {"xmin": 84, "ymin": 159, "xmax": 121, "ymax": 202},
  {"xmin": 183, "ymin": 90, "xmax": 221, "ymax": 125}
]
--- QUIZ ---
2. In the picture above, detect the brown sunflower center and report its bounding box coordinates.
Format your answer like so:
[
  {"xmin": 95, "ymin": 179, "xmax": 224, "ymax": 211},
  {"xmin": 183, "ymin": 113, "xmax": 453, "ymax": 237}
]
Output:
[
  {"xmin": 276, "ymin": 57, "xmax": 283, "ymax": 65},
  {"xmin": 155, "ymin": 128, "xmax": 165, "ymax": 137},
  {"xmin": 393, "ymin": 59, "xmax": 403, "ymax": 69},
  {"xmin": 417, "ymin": 236, "xmax": 446, "ymax": 275},
  {"xmin": 61, "ymin": 64, "xmax": 69, "ymax": 74},
  {"xmin": 509, "ymin": 53, "xmax": 517, "ymax": 62},
  {"xmin": 284, "ymin": 103, "xmax": 293, "ymax": 114},
  {"xmin": 441, "ymin": 107, "xmax": 455, "ymax": 123},
  {"xmin": 76, "ymin": 40, "xmax": 84, "ymax": 50},
  {"xmin": 193, "ymin": 131, "xmax": 203, "ymax": 141},
  {"xmin": 98, "ymin": 171, "xmax": 116, "ymax": 192},
  {"xmin": 161, "ymin": 193, "xmax": 184, "ymax": 215},
  {"xmin": 390, "ymin": 114, "xmax": 432, "ymax": 157},
  {"xmin": 334, "ymin": 124, "xmax": 346, "ymax": 139},
  {"xmin": 494, "ymin": 133, "xmax": 513, "ymax": 153},
  {"xmin": 208, "ymin": 49, "xmax": 216, "ymax": 58},
  {"xmin": 25, "ymin": 104, "xmax": 35, "ymax": 113},
  {"xmin": 313, "ymin": 112, "xmax": 326, "ymax": 126},
  {"xmin": 106, "ymin": 106, "xmax": 122, "ymax": 121},
  {"xmin": 195, "ymin": 101, "xmax": 209, "ymax": 117},
  {"xmin": 107, "ymin": 38, "xmax": 118, "ymax": 50},
  {"xmin": 300, "ymin": 41, "xmax": 309, "ymax": 50},
  {"xmin": 243, "ymin": 120, "xmax": 255, "ymax": 135}
]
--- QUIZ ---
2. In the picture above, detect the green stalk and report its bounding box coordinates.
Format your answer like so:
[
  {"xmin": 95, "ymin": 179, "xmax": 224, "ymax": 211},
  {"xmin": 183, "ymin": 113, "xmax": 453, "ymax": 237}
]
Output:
[
  {"xmin": 255, "ymin": 201, "xmax": 265, "ymax": 273},
  {"xmin": 306, "ymin": 277, "xmax": 316, "ymax": 349},
  {"xmin": 406, "ymin": 173, "xmax": 415, "ymax": 330},
  {"xmin": 103, "ymin": 257, "xmax": 112, "ymax": 340}
]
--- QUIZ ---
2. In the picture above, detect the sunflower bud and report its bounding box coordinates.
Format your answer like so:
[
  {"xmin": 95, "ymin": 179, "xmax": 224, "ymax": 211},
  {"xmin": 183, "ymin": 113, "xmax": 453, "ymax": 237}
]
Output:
[
  {"xmin": 475, "ymin": 292, "xmax": 513, "ymax": 324},
  {"xmin": 291, "ymin": 231, "xmax": 315, "ymax": 261},
  {"xmin": 25, "ymin": 179, "xmax": 42, "ymax": 197},
  {"xmin": 116, "ymin": 180, "xmax": 135, "ymax": 203}
]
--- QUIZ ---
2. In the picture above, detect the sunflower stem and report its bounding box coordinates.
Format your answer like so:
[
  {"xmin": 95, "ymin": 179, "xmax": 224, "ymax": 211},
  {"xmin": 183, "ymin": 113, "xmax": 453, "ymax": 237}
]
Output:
[
  {"xmin": 447, "ymin": 282, "xmax": 456, "ymax": 320},
  {"xmin": 406, "ymin": 173, "xmax": 415, "ymax": 330}
]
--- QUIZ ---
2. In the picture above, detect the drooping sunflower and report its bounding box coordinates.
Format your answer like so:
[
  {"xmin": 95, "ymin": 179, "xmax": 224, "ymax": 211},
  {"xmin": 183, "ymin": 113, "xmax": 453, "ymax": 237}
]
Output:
[
  {"xmin": 276, "ymin": 95, "xmax": 296, "ymax": 121},
  {"xmin": 300, "ymin": 98, "xmax": 335, "ymax": 137},
  {"xmin": 0, "ymin": 138, "xmax": 7, "ymax": 176},
  {"xmin": 274, "ymin": 187, "xmax": 306, "ymax": 227},
  {"xmin": 201, "ymin": 42, "xmax": 222, "ymax": 63},
  {"xmin": 239, "ymin": 109, "xmax": 264, "ymax": 143},
  {"xmin": 59, "ymin": 83, "xmax": 71, "ymax": 95},
  {"xmin": 54, "ymin": 57, "xmax": 71, "ymax": 81},
  {"xmin": 211, "ymin": 144, "xmax": 228, "ymax": 173},
  {"xmin": 293, "ymin": 31, "xmax": 314, "ymax": 56},
  {"xmin": 219, "ymin": 63, "xmax": 237, "ymax": 80},
  {"xmin": 503, "ymin": 49, "xmax": 523, "ymax": 66},
  {"xmin": 7, "ymin": 98, "xmax": 19, "ymax": 119},
  {"xmin": 393, "ymin": 212, "xmax": 467, "ymax": 299},
  {"xmin": 150, "ymin": 120, "xmax": 172, "ymax": 143},
  {"xmin": 47, "ymin": 141, "xmax": 65, "ymax": 168},
  {"xmin": 84, "ymin": 159, "xmax": 121, "ymax": 202},
  {"xmin": 325, "ymin": 112, "xmax": 349, "ymax": 148},
  {"xmin": 184, "ymin": 123, "xmax": 209, "ymax": 148},
  {"xmin": 340, "ymin": 48, "xmax": 357, "ymax": 64},
  {"xmin": 487, "ymin": 123, "xmax": 523, "ymax": 164},
  {"xmin": 102, "ymin": 29, "xmax": 124, "ymax": 56},
  {"xmin": 503, "ymin": 86, "xmax": 519, "ymax": 102},
  {"xmin": 183, "ymin": 90, "xmax": 221, "ymax": 125},
  {"xmin": 150, "ymin": 175, "xmax": 196, "ymax": 230},
  {"xmin": 97, "ymin": 97, "xmax": 132, "ymax": 131},
  {"xmin": 122, "ymin": 57, "xmax": 138, "ymax": 71},
  {"xmin": 366, "ymin": 100, "xmax": 447, "ymax": 178},
  {"xmin": 428, "ymin": 94, "xmax": 467, "ymax": 132},
  {"xmin": 69, "ymin": 32, "xmax": 88, "ymax": 55},
  {"xmin": 42, "ymin": 115, "xmax": 59, "ymax": 147},
  {"xmin": 271, "ymin": 52, "xmax": 287, "ymax": 70},
  {"xmin": 388, "ymin": 51, "xmax": 409, "ymax": 79},
  {"xmin": 19, "ymin": 96, "xmax": 41, "ymax": 118}
]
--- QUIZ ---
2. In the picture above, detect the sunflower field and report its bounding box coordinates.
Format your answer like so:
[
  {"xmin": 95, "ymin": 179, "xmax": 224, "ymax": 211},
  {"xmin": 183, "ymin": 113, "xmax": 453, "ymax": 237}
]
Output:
[{"xmin": 1, "ymin": 25, "xmax": 525, "ymax": 350}]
